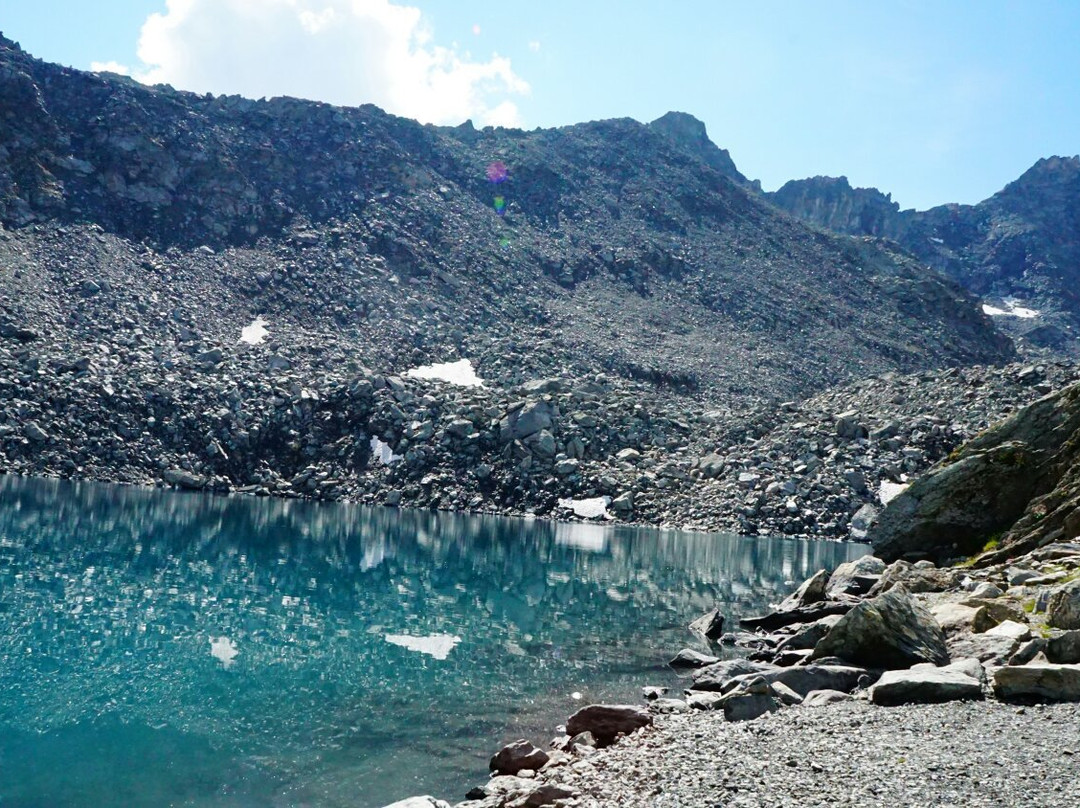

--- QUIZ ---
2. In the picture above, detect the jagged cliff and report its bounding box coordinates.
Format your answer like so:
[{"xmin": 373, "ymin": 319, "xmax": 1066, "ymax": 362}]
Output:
[{"xmin": 768, "ymin": 158, "xmax": 1080, "ymax": 355}]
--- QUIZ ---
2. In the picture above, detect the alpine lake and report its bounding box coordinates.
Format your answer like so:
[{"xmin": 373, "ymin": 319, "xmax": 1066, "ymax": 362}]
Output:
[{"xmin": 0, "ymin": 475, "xmax": 866, "ymax": 807}]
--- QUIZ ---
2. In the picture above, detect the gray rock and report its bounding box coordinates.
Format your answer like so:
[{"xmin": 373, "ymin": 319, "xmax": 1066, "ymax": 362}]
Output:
[
  {"xmin": 801, "ymin": 689, "xmax": 853, "ymax": 707},
  {"xmin": 1047, "ymin": 580, "xmax": 1080, "ymax": 629},
  {"xmin": 849, "ymin": 504, "xmax": 879, "ymax": 539},
  {"xmin": 688, "ymin": 608, "xmax": 725, "ymax": 640},
  {"xmin": 649, "ymin": 698, "xmax": 690, "ymax": 713},
  {"xmin": 868, "ymin": 560, "xmax": 958, "ymax": 595},
  {"xmin": 970, "ymin": 582, "xmax": 1004, "ymax": 599},
  {"xmin": 826, "ymin": 554, "xmax": 886, "ymax": 597},
  {"xmin": 23, "ymin": 421, "xmax": 48, "ymax": 442},
  {"xmin": 527, "ymin": 429, "xmax": 557, "ymax": 457},
  {"xmin": 722, "ymin": 692, "xmax": 780, "ymax": 722},
  {"xmin": 162, "ymin": 468, "xmax": 209, "ymax": 490},
  {"xmin": 489, "ymin": 739, "xmax": 549, "ymax": 775},
  {"xmin": 811, "ymin": 585, "xmax": 949, "ymax": 669},
  {"xmin": 983, "ymin": 620, "xmax": 1031, "ymax": 641},
  {"xmin": 728, "ymin": 664, "xmax": 870, "ymax": 698},
  {"xmin": 565, "ymin": 704, "xmax": 652, "ymax": 746},
  {"xmin": 520, "ymin": 378, "xmax": 562, "ymax": 395},
  {"xmin": 610, "ymin": 491, "xmax": 634, "ymax": 514},
  {"xmin": 947, "ymin": 632, "xmax": 1020, "ymax": 666},
  {"xmin": 686, "ymin": 691, "xmax": 726, "ymax": 711},
  {"xmin": 739, "ymin": 601, "xmax": 852, "ymax": 632},
  {"xmin": 691, "ymin": 658, "xmax": 778, "ymax": 692},
  {"xmin": 1047, "ymin": 630, "xmax": 1080, "ymax": 664},
  {"xmin": 993, "ymin": 663, "xmax": 1080, "ymax": 702},
  {"xmin": 668, "ymin": 648, "xmax": 720, "ymax": 669},
  {"xmin": 868, "ymin": 661, "xmax": 984, "ymax": 706},
  {"xmin": 197, "ymin": 347, "xmax": 224, "ymax": 365},
  {"xmin": 775, "ymin": 614, "xmax": 843, "ymax": 652},
  {"xmin": 930, "ymin": 602, "xmax": 980, "ymax": 634},
  {"xmin": 502, "ymin": 401, "xmax": 552, "ymax": 440},
  {"xmin": 778, "ymin": 569, "xmax": 829, "ymax": 611},
  {"xmin": 1010, "ymin": 638, "xmax": 1048, "ymax": 666}
]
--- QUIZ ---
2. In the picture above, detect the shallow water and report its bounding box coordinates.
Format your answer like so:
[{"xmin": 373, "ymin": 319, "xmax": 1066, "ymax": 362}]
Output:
[{"xmin": 0, "ymin": 475, "xmax": 865, "ymax": 807}]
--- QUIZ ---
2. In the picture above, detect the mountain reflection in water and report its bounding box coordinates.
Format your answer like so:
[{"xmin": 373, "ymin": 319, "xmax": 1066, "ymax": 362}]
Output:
[{"xmin": 0, "ymin": 475, "xmax": 865, "ymax": 807}]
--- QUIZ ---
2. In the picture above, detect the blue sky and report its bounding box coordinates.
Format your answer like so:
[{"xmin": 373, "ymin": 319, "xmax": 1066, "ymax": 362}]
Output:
[{"xmin": 1, "ymin": 0, "xmax": 1077, "ymax": 211}]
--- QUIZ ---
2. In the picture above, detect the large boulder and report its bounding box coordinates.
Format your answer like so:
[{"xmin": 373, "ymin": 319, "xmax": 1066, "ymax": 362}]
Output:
[
  {"xmin": 499, "ymin": 401, "xmax": 553, "ymax": 441},
  {"xmin": 993, "ymin": 663, "xmax": 1080, "ymax": 702},
  {"xmin": 1047, "ymin": 630, "xmax": 1080, "ymax": 663},
  {"xmin": 1047, "ymin": 580, "xmax": 1080, "ymax": 629},
  {"xmin": 868, "ymin": 441, "xmax": 1042, "ymax": 563},
  {"xmin": 827, "ymin": 555, "xmax": 886, "ymax": 598},
  {"xmin": 868, "ymin": 660, "xmax": 984, "ymax": 706},
  {"xmin": 871, "ymin": 383, "xmax": 1080, "ymax": 566},
  {"xmin": 723, "ymin": 692, "xmax": 780, "ymax": 722},
  {"xmin": 489, "ymin": 739, "xmax": 549, "ymax": 775},
  {"xmin": 688, "ymin": 608, "xmax": 725, "ymax": 640},
  {"xmin": 811, "ymin": 585, "xmax": 949, "ymax": 668},
  {"xmin": 777, "ymin": 569, "xmax": 829, "ymax": 611},
  {"xmin": 565, "ymin": 704, "xmax": 651, "ymax": 746}
]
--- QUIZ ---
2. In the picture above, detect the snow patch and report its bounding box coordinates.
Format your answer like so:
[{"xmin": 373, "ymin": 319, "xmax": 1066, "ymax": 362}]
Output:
[
  {"xmin": 370, "ymin": 436, "xmax": 402, "ymax": 465},
  {"xmin": 384, "ymin": 633, "xmax": 461, "ymax": 660},
  {"xmin": 240, "ymin": 315, "xmax": 269, "ymax": 345},
  {"xmin": 558, "ymin": 496, "xmax": 611, "ymax": 519},
  {"xmin": 209, "ymin": 636, "xmax": 239, "ymax": 669},
  {"xmin": 879, "ymin": 480, "xmax": 909, "ymax": 505},
  {"xmin": 982, "ymin": 298, "xmax": 1040, "ymax": 319},
  {"xmin": 404, "ymin": 358, "xmax": 484, "ymax": 387}
]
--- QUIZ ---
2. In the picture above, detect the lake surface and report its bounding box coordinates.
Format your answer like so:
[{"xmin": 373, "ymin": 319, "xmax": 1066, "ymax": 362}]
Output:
[{"xmin": 0, "ymin": 475, "xmax": 865, "ymax": 807}]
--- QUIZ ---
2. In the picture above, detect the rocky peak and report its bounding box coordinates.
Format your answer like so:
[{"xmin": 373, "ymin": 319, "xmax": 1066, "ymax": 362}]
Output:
[
  {"xmin": 767, "ymin": 176, "xmax": 903, "ymax": 239},
  {"xmin": 648, "ymin": 111, "xmax": 744, "ymax": 183}
]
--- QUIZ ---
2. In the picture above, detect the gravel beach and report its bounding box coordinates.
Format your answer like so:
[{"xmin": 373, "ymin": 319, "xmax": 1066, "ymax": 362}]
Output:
[{"xmin": 543, "ymin": 700, "xmax": 1080, "ymax": 807}]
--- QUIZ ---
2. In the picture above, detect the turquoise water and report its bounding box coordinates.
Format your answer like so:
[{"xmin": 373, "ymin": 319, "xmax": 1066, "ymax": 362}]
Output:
[{"xmin": 0, "ymin": 475, "xmax": 865, "ymax": 807}]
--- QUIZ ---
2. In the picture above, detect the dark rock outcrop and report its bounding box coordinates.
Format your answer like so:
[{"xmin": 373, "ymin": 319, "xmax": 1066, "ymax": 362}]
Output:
[{"xmin": 870, "ymin": 381, "xmax": 1080, "ymax": 564}]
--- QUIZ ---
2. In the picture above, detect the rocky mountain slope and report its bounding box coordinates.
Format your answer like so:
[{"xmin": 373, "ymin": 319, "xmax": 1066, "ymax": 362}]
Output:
[
  {"xmin": 768, "ymin": 158, "xmax": 1080, "ymax": 354},
  {"xmin": 0, "ymin": 35, "xmax": 1021, "ymax": 530}
]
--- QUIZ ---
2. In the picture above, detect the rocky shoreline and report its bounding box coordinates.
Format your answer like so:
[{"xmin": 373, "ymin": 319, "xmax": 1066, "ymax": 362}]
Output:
[{"xmin": 391, "ymin": 538, "xmax": 1080, "ymax": 808}]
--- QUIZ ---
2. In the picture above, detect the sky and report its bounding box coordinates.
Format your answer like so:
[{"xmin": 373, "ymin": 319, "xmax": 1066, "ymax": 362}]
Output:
[{"xmin": 1, "ymin": 0, "xmax": 1077, "ymax": 211}]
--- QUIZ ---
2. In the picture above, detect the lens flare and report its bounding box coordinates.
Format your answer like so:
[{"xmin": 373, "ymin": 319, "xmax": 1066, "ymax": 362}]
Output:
[
  {"xmin": 486, "ymin": 161, "xmax": 508, "ymax": 184},
  {"xmin": 493, "ymin": 195, "xmax": 507, "ymax": 215}
]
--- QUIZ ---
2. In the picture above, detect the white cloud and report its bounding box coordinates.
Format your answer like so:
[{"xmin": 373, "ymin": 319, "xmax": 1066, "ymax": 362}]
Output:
[
  {"xmin": 90, "ymin": 60, "xmax": 132, "ymax": 75},
  {"xmin": 127, "ymin": 0, "xmax": 528, "ymax": 126}
]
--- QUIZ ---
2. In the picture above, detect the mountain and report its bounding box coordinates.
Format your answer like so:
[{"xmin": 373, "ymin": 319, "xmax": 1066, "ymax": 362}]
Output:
[
  {"xmin": 0, "ymin": 35, "xmax": 1016, "ymax": 530},
  {"xmin": 768, "ymin": 157, "xmax": 1080, "ymax": 354}
]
